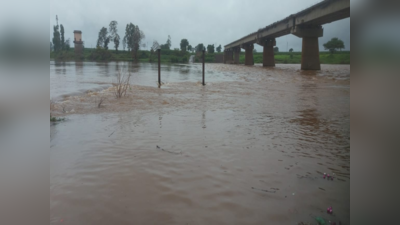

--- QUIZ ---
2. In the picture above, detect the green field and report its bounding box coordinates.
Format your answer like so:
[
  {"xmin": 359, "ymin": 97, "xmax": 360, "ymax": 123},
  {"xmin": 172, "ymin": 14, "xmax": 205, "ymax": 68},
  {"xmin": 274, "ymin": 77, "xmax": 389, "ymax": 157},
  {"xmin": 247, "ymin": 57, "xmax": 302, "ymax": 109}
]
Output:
[
  {"xmin": 240, "ymin": 51, "xmax": 350, "ymax": 64},
  {"xmin": 50, "ymin": 48, "xmax": 349, "ymax": 64},
  {"xmin": 50, "ymin": 48, "xmax": 192, "ymax": 63}
]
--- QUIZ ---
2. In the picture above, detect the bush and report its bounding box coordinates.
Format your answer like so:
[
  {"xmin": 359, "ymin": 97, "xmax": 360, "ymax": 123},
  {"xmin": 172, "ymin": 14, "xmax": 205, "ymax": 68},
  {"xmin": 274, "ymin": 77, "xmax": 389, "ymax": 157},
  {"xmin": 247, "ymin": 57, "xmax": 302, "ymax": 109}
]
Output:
[
  {"xmin": 181, "ymin": 56, "xmax": 188, "ymax": 63},
  {"xmin": 113, "ymin": 69, "xmax": 131, "ymax": 98},
  {"xmin": 88, "ymin": 47, "xmax": 112, "ymax": 61}
]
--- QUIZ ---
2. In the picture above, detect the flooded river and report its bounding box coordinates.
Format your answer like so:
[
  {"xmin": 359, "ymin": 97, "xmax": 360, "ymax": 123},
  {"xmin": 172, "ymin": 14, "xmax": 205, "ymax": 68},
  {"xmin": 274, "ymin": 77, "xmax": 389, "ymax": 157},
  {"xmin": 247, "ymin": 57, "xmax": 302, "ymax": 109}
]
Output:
[{"xmin": 50, "ymin": 61, "xmax": 350, "ymax": 224}]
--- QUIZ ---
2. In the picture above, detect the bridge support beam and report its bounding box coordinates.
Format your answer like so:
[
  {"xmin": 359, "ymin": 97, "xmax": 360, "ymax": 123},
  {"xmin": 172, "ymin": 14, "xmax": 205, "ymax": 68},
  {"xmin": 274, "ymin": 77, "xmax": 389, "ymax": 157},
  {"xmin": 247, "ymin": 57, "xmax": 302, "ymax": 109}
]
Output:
[
  {"xmin": 223, "ymin": 51, "xmax": 227, "ymax": 63},
  {"xmin": 233, "ymin": 47, "xmax": 240, "ymax": 64},
  {"xmin": 262, "ymin": 38, "xmax": 275, "ymax": 67},
  {"xmin": 292, "ymin": 25, "xmax": 323, "ymax": 70},
  {"xmin": 241, "ymin": 44, "xmax": 254, "ymax": 66},
  {"xmin": 224, "ymin": 50, "xmax": 233, "ymax": 64}
]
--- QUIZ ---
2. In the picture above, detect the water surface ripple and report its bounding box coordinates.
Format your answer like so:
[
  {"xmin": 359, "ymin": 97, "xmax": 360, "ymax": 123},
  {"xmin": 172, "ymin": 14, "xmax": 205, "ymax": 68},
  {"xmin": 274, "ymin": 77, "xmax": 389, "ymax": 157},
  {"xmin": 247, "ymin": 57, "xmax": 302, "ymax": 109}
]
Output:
[{"xmin": 50, "ymin": 62, "xmax": 350, "ymax": 224}]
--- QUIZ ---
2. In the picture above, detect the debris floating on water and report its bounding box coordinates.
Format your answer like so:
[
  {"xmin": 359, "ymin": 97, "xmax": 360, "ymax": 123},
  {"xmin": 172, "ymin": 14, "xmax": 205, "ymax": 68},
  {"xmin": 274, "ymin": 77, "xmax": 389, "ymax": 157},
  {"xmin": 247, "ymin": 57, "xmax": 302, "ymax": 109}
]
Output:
[
  {"xmin": 251, "ymin": 187, "xmax": 276, "ymax": 193},
  {"xmin": 327, "ymin": 206, "xmax": 333, "ymax": 214},
  {"xmin": 156, "ymin": 145, "xmax": 181, "ymax": 155}
]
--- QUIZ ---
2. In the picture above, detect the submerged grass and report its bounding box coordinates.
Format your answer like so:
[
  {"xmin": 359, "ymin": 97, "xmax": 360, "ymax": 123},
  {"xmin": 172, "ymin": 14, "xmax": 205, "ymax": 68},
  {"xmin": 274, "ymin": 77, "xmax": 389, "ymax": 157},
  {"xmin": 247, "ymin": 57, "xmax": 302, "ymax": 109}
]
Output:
[
  {"xmin": 240, "ymin": 51, "xmax": 350, "ymax": 64},
  {"xmin": 51, "ymin": 48, "xmax": 349, "ymax": 64},
  {"xmin": 50, "ymin": 116, "xmax": 65, "ymax": 122}
]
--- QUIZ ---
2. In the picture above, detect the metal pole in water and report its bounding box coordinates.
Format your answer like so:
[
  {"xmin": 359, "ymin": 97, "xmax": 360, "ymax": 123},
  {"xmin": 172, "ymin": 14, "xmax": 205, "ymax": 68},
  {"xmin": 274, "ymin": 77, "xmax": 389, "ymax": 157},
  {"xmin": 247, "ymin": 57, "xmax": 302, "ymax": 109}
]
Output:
[
  {"xmin": 202, "ymin": 49, "xmax": 205, "ymax": 85},
  {"xmin": 158, "ymin": 49, "xmax": 161, "ymax": 87}
]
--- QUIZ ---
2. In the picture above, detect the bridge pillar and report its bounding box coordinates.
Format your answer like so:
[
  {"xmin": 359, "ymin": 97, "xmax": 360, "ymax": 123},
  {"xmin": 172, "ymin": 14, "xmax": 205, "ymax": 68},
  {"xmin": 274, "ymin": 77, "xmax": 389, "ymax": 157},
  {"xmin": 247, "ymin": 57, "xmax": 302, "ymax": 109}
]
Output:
[
  {"xmin": 241, "ymin": 44, "xmax": 254, "ymax": 66},
  {"xmin": 223, "ymin": 51, "xmax": 227, "ymax": 64},
  {"xmin": 263, "ymin": 38, "xmax": 275, "ymax": 67},
  {"xmin": 233, "ymin": 47, "xmax": 240, "ymax": 64},
  {"xmin": 292, "ymin": 25, "xmax": 323, "ymax": 70},
  {"xmin": 224, "ymin": 50, "xmax": 232, "ymax": 64},
  {"xmin": 301, "ymin": 37, "xmax": 320, "ymax": 70},
  {"xmin": 224, "ymin": 50, "xmax": 233, "ymax": 64}
]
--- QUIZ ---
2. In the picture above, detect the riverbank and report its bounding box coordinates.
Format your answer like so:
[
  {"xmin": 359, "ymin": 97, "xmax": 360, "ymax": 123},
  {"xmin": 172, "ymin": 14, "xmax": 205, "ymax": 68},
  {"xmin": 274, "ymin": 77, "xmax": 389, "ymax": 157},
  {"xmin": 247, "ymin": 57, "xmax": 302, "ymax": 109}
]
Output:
[
  {"xmin": 50, "ymin": 48, "xmax": 350, "ymax": 64},
  {"xmin": 247, "ymin": 51, "xmax": 350, "ymax": 64}
]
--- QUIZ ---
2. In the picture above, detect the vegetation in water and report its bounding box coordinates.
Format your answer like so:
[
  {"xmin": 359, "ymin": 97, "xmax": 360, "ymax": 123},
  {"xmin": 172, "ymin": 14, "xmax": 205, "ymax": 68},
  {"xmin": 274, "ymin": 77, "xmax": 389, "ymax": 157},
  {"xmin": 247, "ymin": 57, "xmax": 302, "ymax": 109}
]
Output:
[
  {"xmin": 239, "ymin": 51, "xmax": 350, "ymax": 64},
  {"xmin": 50, "ymin": 116, "xmax": 65, "ymax": 122},
  {"xmin": 51, "ymin": 48, "xmax": 349, "ymax": 64}
]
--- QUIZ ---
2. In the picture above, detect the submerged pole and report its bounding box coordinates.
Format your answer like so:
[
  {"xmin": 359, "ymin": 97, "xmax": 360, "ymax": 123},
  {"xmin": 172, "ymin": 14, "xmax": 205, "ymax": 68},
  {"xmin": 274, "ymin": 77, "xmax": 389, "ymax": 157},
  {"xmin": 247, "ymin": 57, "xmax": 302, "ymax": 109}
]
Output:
[
  {"xmin": 202, "ymin": 49, "xmax": 205, "ymax": 85},
  {"xmin": 158, "ymin": 49, "xmax": 161, "ymax": 87}
]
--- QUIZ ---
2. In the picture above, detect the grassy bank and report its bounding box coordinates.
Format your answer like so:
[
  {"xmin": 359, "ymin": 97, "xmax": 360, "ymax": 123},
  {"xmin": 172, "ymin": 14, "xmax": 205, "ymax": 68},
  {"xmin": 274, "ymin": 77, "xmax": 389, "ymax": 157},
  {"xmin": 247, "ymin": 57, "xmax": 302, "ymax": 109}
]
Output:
[
  {"xmin": 240, "ymin": 51, "xmax": 350, "ymax": 64},
  {"xmin": 50, "ymin": 48, "xmax": 192, "ymax": 63},
  {"xmin": 50, "ymin": 48, "xmax": 350, "ymax": 64}
]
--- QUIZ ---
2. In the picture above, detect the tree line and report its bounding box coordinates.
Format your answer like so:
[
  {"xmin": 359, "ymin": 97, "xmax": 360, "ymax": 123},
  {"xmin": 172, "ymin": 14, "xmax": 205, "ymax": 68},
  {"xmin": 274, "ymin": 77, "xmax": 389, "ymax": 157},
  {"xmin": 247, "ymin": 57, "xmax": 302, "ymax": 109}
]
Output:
[
  {"xmin": 95, "ymin": 21, "xmax": 145, "ymax": 61},
  {"xmin": 51, "ymin": 16, "xmax": 226, "ymax": 61},
  {"xmin": 150, "ymin": 37, "xmax": 222, "ymax": 54},
  {"xmin": 51, "ymin": 15, "xmax": 71, "ymax": 52}
]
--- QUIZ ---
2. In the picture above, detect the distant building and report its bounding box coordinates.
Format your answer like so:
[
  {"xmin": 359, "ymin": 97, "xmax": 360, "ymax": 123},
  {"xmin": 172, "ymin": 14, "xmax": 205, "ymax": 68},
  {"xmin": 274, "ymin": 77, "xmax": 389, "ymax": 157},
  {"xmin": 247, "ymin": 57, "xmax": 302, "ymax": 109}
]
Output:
[{"xmin": 73, "ymin": 30, "xmax": 83, "ymax": 57}]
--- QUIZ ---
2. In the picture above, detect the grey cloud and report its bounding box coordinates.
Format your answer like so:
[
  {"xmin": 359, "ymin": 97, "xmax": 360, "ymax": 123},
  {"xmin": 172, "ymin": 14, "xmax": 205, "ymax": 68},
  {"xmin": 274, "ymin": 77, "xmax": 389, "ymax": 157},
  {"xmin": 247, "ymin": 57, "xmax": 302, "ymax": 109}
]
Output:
[{"xmin": 50, "ymin": 0, "xmax": 350, "ymax": 52}]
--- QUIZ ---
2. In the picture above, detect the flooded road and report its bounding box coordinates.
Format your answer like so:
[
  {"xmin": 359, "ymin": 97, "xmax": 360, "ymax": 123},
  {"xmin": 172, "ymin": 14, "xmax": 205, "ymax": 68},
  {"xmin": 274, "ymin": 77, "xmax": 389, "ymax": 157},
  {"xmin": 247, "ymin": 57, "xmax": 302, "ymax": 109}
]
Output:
[{"xmin": 50, "ymin": 62, "xmax": 350, "ymax": 224}]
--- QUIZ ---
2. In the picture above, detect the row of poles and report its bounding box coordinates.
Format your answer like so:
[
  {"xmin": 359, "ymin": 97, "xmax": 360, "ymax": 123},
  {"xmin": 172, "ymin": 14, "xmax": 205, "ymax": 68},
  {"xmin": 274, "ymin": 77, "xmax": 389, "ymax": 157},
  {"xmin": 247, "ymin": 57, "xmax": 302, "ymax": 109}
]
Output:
[{"xmin": 157, "ymin": 49, "xmax": 205, "ymax": 87}]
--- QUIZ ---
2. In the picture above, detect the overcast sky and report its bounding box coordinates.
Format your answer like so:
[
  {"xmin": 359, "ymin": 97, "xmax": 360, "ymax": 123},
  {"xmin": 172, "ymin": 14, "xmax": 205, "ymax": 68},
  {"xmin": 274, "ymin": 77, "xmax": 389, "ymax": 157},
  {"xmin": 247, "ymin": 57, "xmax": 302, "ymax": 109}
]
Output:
[{"xmin": 50, "ymin": 0, "xmax": 350, "ymax": 52}]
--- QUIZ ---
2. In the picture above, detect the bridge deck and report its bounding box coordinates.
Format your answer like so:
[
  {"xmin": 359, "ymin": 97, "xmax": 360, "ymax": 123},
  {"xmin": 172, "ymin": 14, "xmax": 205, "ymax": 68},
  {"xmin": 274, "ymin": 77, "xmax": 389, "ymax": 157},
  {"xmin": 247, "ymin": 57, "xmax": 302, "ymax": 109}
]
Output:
[{"xmin": 224, "ymin": 0, "xmax": 350, "ymax": 50}]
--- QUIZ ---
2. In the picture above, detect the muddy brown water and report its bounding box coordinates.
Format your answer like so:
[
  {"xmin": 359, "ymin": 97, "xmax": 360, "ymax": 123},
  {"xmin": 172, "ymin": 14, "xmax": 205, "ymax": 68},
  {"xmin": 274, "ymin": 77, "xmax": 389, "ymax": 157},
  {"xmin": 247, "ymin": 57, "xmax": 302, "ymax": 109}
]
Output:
[{"xmin": 50, "ymin": 62, "xmax": 350, "ymax": 224}]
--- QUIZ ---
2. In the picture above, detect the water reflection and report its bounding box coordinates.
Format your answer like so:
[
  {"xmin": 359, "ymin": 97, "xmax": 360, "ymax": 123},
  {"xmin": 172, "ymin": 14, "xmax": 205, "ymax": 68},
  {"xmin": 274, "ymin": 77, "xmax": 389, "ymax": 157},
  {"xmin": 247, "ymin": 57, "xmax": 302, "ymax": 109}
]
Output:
[
  {"xmin": 115, "ymin": 62, "xmax": 120, "ymax": 73},
  {"xmin": 179, "ymin": 66, "xmax": 190, "ymax": 75},
  {"xmin": 291, "ymin": 81, "xmax": 320, "ymax": 129},
  {"xmin": 179, "ymin": 66, "xmax": 190, "ymax": 80},
  {"xmin": 75, "ymin": 62, "xmax": 83, "ymax": 75},
  {"xmin": 104, "ymin": 62, "xmax": 109, "ymax": 77},
  {"xmin": 54, "ymin": 61, "xmax": 66, "ymax": 75},
  {"xmin": 201, "ymin": 110, "xmax": 206, "ymax": 129},
  {"xmin": 201, "ymin": 86, "xmax": 207, "ymax": 129}
]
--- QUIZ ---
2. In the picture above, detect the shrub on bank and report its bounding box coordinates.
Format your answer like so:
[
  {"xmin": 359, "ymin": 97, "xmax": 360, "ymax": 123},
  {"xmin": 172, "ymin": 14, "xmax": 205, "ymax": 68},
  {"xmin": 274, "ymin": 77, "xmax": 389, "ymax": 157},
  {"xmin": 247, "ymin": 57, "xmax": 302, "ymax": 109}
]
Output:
[
  {"xmin": 239, "ymin": 51, "xmax": 349, "ymax": 64},
  {"xmin": 50, "ymin": 48, "xmax": 349, "ymax": 64},
  {"xmin": 87, "ymin": 47, "xmax": 113, "ymax": 61}
]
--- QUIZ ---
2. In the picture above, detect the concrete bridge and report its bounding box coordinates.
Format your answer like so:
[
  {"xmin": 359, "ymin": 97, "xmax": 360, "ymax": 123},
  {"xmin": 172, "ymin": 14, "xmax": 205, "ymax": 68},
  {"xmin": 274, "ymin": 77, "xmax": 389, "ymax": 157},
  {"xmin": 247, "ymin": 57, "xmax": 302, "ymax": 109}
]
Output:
[{"xmin": 223, "ymin": 0, "xmax": 350, "ymax": 70}]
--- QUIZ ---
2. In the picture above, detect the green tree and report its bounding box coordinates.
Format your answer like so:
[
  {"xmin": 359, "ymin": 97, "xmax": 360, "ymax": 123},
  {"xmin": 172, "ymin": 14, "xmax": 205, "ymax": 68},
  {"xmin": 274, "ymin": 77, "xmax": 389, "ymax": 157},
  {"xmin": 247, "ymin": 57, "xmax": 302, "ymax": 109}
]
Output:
[
  {"xmin": 123, "ymin": 23, "xmax": 134, "ymax": 51},
  {"xmin": 114, "ymin": 34, "xmax": 120, "ymax": 52},
  {"xmin": 149, "ymin": 40, "xmax": 160, "ymax": 62},
  {"xmin": 52, "ymin": 16, "xmax": 61, "ymax": 52},
  {"xmin": 289, "ymin": 48, "xmax": 293, "ymax": 59},
  {"xmin": 123, "ymin": 23, "xmax": 145, "ymax": 60},
  {"xmin": 65, "ymin": 38, "xmax": 70, "ymax": 51},
  {"xmin": 273, "ymin": 46, "xmax": 279, "ymax": 53},
  {"xmin": 187, "ymin": 45, "xmax": 192, "ymax": 52},
  {"xmin": 180, "ymin": 39, "xmax": 189, "ymax": 52},
  {"xmin": 96, "ymin": 27, "xmax": 108, "ymax": 48},
  {"xmin": 60, "ymin": 24, "xmax": 65, "ymax": 51},
  {"xmin": 151, "ymin": 40, "xmax": 160, "ymax": 51},
  {"xmin": 132, "ymin": 25, "xmax": 145, "ymax": 60},
  {"xmin": 166, "ymin": 35, "xmax": 171, "ymax": 49},
  {"xmin": 216, "ymin": 45, "xmax": 221, "ymax": 53},
  {"xmin": 160, "ymin": 35, "xmax": 171, "ymax": 50},
  {"xmin": 196, "ymin": 43, "xmax": 204, "ymax": 52},
  {"xmin": 108, "ymin": 21, "xmax": 119, "ymax": 52},
  {"xmin": 109, "ymin": 21, "xmax": 118, "ymax": 37},
  {"xmin": 104, "ymin": 37, "xmax": 110, "ymax": 50},
  {"xmin": 323, "ymin": 37, "xmax": 345, "ymax": 54},
  {"xmin": 52, "ymin": 25, "xmax": 61, "ymax": 52},
  {"xmin": 207, "ymin": 44, "xmax": 215, "ymax": 53}
]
